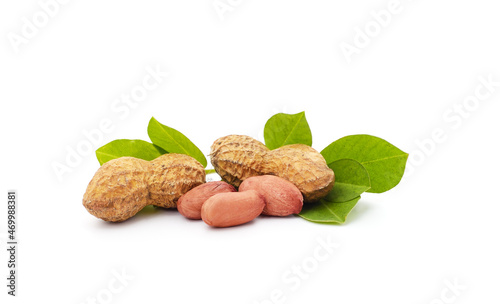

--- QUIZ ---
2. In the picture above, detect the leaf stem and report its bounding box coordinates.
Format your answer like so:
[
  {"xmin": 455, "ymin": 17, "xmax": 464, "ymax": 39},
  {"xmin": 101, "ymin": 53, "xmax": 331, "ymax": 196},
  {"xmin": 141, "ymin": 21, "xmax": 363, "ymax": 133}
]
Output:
[{"xmin": 205, "ymin": 169, "xmax": 217, "ymax": 174}]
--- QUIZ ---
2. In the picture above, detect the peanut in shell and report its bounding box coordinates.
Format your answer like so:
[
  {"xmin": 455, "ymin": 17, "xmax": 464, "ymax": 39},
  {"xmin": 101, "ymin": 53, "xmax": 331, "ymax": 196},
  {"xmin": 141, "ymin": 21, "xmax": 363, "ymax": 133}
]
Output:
[
  {"xmin": 83, "ymin": 154, "xmax": 205, "ymax": 222},
  {"xmin": 210, "ymin": 135, "xmax": 334, "ymax": 202}
]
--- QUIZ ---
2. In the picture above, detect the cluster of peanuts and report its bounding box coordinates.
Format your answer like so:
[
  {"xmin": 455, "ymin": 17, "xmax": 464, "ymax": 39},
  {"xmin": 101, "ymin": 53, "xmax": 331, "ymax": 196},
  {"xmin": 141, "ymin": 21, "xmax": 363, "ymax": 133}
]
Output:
[
  {"xmin": 83, "ymin": 135, "xmax": 335, "ymax": 227},
  {"xmin": 178, "ymin": 175, "xmax": 303, "ymax": 227}
]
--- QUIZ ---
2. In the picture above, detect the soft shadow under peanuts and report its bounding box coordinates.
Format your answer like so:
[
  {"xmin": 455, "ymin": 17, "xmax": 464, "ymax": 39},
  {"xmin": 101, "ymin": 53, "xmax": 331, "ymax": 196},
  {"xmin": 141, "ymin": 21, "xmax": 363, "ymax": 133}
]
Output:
[
  {"xmin": 298, "ymin": 200, "xmax": 372, "ymax": 226},
  {"xmin": 96, "ymin": 205, "xmax": 174, "ymax": 227},
  {"xmin": 343, "ymin": 201, "xmax": 371, "ymax": 224}
]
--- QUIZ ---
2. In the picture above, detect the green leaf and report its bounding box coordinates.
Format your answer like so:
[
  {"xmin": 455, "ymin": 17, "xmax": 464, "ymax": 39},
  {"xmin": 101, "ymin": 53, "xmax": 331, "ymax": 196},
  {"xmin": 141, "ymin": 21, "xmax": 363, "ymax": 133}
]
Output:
[
  {"xmin": 298, "ymin": 196, "xmax": 361, "ymax": 224},
  {"xmin": 96, "ymin": 139, "xmax": 167, "ymax": 165},
  {"xmin": 321, "ymin": 135, "xmax": 408, "ymax": 193},
  {"xmin": 147, "ymin": 117, "xmax": 207, "ymax": 167},
  {"xmin": 264, "ymin": 112, "xmax": 312, "ymax": 149},
  {"xmin": 326, "ymin": 159, "xmax": 371, "ymax": 203}
]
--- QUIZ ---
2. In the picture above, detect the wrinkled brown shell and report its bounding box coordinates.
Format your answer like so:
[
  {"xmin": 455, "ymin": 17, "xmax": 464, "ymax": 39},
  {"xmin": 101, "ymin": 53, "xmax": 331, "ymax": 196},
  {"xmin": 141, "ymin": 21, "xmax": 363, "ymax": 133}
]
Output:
[
  {"xmin": 83, "ymin": 154, "xmax": 205, "ymax": 222},
  {"xmin": 210, "ymin": 135, "xmax": 334, "ymax": 202},
  {"xmin": 148, "ymin": 154, "xmax": 206, "ymax": 208},
  {"xmin": 82, "ymin": 157, "xmax": 150, "ymax": 222},
  {"xmin": 263, "ymin": 144, "xmax": 334, "ymax": 202},
  {"xmin": 210, "ymin": 135, "xmax": 268, "ymax": 187}
]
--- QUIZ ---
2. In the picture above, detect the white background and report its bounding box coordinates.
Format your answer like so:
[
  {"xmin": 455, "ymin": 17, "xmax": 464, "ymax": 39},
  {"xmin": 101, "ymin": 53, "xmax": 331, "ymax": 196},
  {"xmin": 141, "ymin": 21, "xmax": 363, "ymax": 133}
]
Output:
[{"xmin": 1, "ymin": 1, "xmax": 500, "ymax": 303}]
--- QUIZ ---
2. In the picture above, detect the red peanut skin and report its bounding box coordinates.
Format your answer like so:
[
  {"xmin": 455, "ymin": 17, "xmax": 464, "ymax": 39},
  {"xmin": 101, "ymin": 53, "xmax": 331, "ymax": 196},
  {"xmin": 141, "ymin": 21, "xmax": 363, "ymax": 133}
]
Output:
[
  {"xmin": 239, "ymin": 175, "xmax": 303, "ymax": 216},
  {"xmin": 177, "ymin": 181, "xmax": 236, "ymax": 220},
  {"xmin": 201, "ymin": 190, "xmax": 265, "ymax": 228}
]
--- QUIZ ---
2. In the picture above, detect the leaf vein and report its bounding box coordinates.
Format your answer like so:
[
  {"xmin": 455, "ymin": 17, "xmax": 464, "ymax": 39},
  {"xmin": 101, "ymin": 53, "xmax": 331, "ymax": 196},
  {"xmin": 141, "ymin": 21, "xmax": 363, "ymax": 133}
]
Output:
[
  {"xmin": 156, "ymin": 120, "xmax": 190, "ymax": 155},
  {"xmin": 319, "ymin": 200, "xmax": 342, "ymax": 222},
  {"xmin": 278, "ymin": 112, "xmax": 304, "ymax": 147},
  {"xmin": 361, "ymin": 154, "xmax": 408, "ymax": 165}
]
